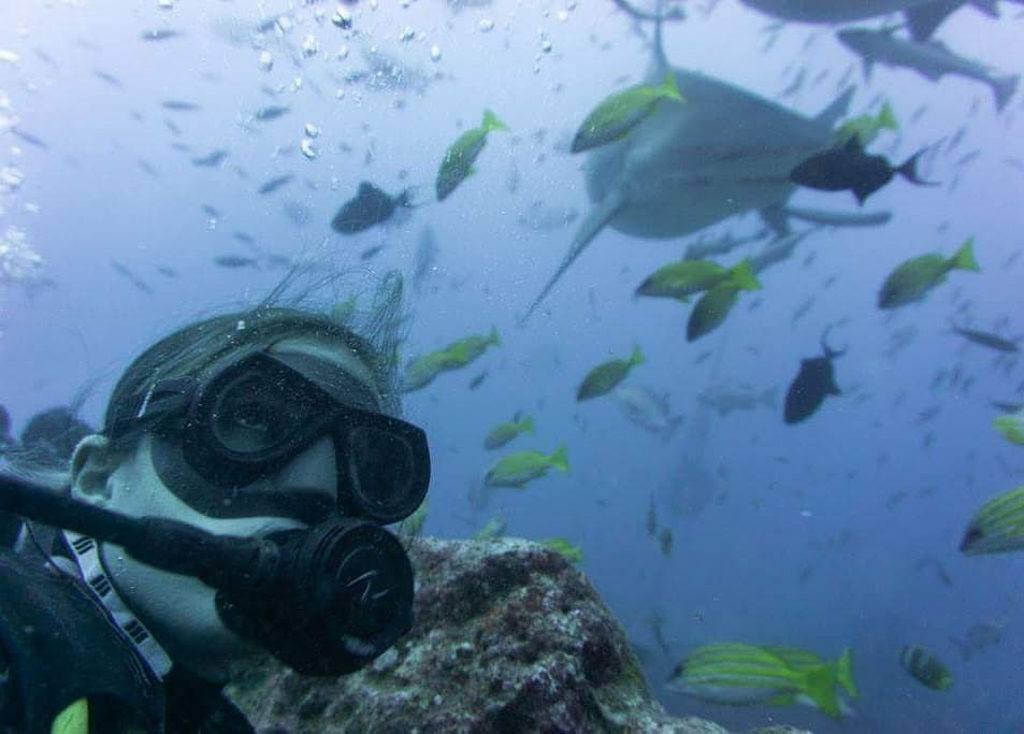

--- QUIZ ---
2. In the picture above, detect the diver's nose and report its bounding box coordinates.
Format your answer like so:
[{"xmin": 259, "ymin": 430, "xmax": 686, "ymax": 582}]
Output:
[{"xmin": 273, "ymin": 436, "xmax": 338, "ymax": 504}]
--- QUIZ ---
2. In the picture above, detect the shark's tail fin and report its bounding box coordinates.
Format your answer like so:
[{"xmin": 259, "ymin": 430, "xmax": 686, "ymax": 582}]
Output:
[
  {"xmin": 521, "ymin": 190, "xmax": 626, "ymax": 323},
  {"xmin": 991, "ymin": 74, "xmax": 1019, "ymax": 113}
]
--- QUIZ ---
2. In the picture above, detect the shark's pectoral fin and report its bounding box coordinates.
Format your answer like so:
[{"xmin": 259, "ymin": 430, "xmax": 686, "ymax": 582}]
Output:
[
  {"xmin": 905, "ymin": 0, "xmax": 962, "ymax": 41},
  {"xmin": 521, "ymin": 189, "xmax": 627, "ymax": 323}
]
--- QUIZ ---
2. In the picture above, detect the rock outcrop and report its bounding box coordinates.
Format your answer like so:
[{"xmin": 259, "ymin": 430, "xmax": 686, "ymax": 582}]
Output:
[{"xmin": 227, "ymin": 537, "xmax": 810, "ymax": 734}]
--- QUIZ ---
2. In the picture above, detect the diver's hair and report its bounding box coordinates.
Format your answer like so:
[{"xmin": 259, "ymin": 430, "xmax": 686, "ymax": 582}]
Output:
[{"xmin": 103, "ymin": 304, "xmax": 402, "ymax": 447}]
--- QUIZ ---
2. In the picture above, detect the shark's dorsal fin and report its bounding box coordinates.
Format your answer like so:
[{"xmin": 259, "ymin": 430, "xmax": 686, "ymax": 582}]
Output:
[
  {"xmin": 522, "ymin": 189, "xmax": 628, "ymax": 323},
  {"xmin": 815, "ymin": 87, "xmax": 855, "ymax": 128}
]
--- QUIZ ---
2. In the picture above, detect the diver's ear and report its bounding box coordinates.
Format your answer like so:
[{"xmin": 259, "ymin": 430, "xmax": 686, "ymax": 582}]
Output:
[{"xmin": 70, "ymin": 434, "xmax": 116, "ymax": 505}]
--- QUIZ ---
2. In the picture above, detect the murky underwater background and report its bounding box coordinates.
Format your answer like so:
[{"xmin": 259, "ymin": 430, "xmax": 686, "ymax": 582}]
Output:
[{"xmin": 1, "ymin": 0, "xmax": 1023, "ymax": 731}]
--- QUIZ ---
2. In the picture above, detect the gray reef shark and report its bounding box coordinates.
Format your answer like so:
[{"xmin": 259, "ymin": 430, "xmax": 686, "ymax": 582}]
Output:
[
  {"xmin": 523, "ymin": 6, "xmax": 890, "ymax": 320},
  {"xmin": 838, "ymin": 27, "xmax": 1019, "ymax": 112},
  {"xmin": 740, "ymin": 0, "xmax": 1019, "ymax": 41}
]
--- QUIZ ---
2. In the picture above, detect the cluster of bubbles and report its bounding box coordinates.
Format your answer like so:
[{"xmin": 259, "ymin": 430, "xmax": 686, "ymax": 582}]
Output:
[{"xmin": 0, "ymin": 88, "xmax": 44, "ymax": 290}]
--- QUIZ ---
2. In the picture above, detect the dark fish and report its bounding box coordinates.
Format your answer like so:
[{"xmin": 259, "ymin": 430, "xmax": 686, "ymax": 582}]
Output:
[
  {"xmin": 790, "ymin": 137, "xmax": 932, "ymax": 204},
  {"xmin": 10, "ymin": 128, "xmax": 48, "ymax": 150},
  {"xmin": 191, "ymin": 149, "xmax": 229, "ymax": 167},
  {"xmin": 331, "ymin": 181, "xmax": 413, "ymax": 235},
  {"xmin": 156, "ymin": 265, "xmax": 178, "ymax": 278},
  {"xmin": 232, "ymin": 231, "xmax": 255, "ymax": 245},
  {"xmin": 991, "ymin": 400, "xmax": 1023, "ymax": 413},
  {"xmin": 657, "ymin": 527, "xmax": 674, "ymax": 557},
  {"xmin": 950, "ymin": 322, "xmax": 1019, "ymax": 353},
  {"xmin": 645, "ymin": 494, "xmax": 657, "ymax": 538},
  {"xmin": 201, "ymin": 204, "xmax": 221, "ymax": 218},
  {"xmin": 164, "ymin": 118, "xmax": 182, "ymax": 137},
  {"xmin": 213, "ymin": 255, "xmax": 259, "ymax": 269},
  {"xmin": 253, "ymin": 105, "xmax": 290, "ymax": 122},
  {"xmin": 784, "ymin": 328, "xmax": 844, "ymax": 424},
  {"xmin": 468, "ymin": 371, "xmax": 488, "ymax": 390},
  {"xmin": 257, "ymin": 174, "xmax": 294, "ymax": 195},
  {"xmin": 93, "ymin": 69, "xmax": 123, "ymax": 88},
  {"xmin": 137, "ymin": 159, "xmax": 159, "ymax": 177},
  {"xmin": 360, "ymin": 245, "xmax": 384, "ymax": 261},
  {"xmin": 140, "ymin": 29, "xmax": 183, "ymax": 42},
  {"xmin": 110, "ymin": 260, "xmax": 153, "ymax": 294},
  {"xmin": 161, "ymin": 100, "xmax": 201, "ymax": 112}
]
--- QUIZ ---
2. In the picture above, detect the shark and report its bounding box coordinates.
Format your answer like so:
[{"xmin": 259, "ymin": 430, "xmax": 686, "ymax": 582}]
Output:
[
  {"xmin": 838, "ymin": 27, "xmax": 1020, "ymax": 112},
  {"xmin": 523, "ymin": 5, "xmax": 890, "ymax": 320},
  {"xmin": 739, "ymin": 0, "xmax": 1018, "ymax": 41}
]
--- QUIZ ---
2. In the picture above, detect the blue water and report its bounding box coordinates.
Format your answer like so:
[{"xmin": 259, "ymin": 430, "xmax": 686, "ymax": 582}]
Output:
[{"xmin": 2, "ymin": 1, "xmax": 1023, "ymax": 731}]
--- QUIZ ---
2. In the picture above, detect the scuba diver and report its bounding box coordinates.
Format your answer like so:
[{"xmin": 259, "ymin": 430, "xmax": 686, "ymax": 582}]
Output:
[{"xmin": 0, "ymin": 306, "xmax": 431, "ymax": 733}]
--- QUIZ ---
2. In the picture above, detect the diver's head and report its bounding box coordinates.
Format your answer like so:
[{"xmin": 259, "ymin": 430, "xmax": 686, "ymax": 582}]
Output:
[{"xmin": 69, "ymin": 307, "xmax": 428, "ymax": 680}]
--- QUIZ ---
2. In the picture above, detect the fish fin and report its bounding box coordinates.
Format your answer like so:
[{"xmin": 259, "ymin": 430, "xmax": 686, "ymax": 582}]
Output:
[
  {"xmin": 801, "ymin": 665, "xmax": 842, "ymax": 718},
  {"xmin": 837, "ymin": 648, "xmax": 858, "ymax": 699},
  {"xmin": 896, "ymin": 149, "xmax": 936, "ymax": 187},
  {"xmin": 830, "ymin": 382, "xmax": 842, "ymax": 396},
  {"xmin": 950, "ymin": 237, "xmax": 980, "ymax": 272},
  {"xmin": 727, "ymin": 259, "xmax": 761, "ymax": 292},
  {"xmin": 852, "ymin": 184, "xmax": 874, "ymax": 205},
  {"xmin": 661, "ymin": 71, "xmax": 684, "ymax": 103},
  {"xmin": 521, "ymin": 189, "xmax": 627, "ymax": 323},
  {"xmin": 816, "ymin": 86, "xmax": 855, "ymax": 127},
  {"xmin": 549, "ymin": 444, "xmax": 570, "ymax": 473},
  {"xmin": 481, "ymin": 109, "xmax": 508, "ymax": 133},
  {"xmin": 904, "ymin": 0, "xmax": 960, "ymax": 41},
  {"xmin": 990, "ymin": 75, "xmax": 1019, "ymax": 113},
  {"xmin": 521, "ymin": 415, "xmax": 536, "ymax": 434},
  {"xmin": 629, "ymin": 345, "xmax": 645, "ymax": 366},
  {"xmin": 878, "ymin": 101, "xmax": 898, "ymax": 131}
]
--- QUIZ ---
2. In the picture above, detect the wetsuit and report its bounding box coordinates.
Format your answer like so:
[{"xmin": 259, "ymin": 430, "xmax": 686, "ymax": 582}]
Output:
[{"xmin": 0, "ymin": 526, "xmax": 254, "ymax": 734}]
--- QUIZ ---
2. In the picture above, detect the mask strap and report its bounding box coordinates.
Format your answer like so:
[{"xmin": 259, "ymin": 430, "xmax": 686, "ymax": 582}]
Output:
[{"xmin": 62, "ymin": 529, "xmax": 174, "ymax": 679}]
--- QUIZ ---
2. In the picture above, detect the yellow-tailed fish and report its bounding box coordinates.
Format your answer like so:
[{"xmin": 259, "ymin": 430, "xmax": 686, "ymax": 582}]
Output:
[
  {"xmin": 900, "ymin": 646, "xmax": 953, "ymax": 691},
  {"xmin": 636, "ymin": 259, "xmax": 757, "ymax": 303},
  {"xmin": 577, "ymin": 346, "xmax": 645, "ymax": 401},
  {"xmin": 401, "ymin": 326, "xmax": 501, "ymax": 392},
  {"xmin": 878, "ymin": 238, "xmax": 979, "ymax": 309},
  {"xmin": 485, "ymin": 445, "xmax": 569, "ymax": 489},
  {"xmin": 571, "ymin": 72, "xmax": 684, "ymax": 154},
  {"xmin": 541, "ymin": 537, "xmax": 584, "ymax": 564},
  {"xmin": 436, "ymin": 109, "xmax": 508, "ymax": 201},
  {"xmin": 960, "ymin": 484, "xmax": 1024, "ymax": 555},
  {"xmin": 993, "ymin": 409, "xmax": 1024, "ymax": 446},
  {"xmin": 484, "ymin": 412, "xmax": 536, "ymax": 450},
  {"xmin": 834, "ymin": 100, "xmax": 898, "ymax": 147}
]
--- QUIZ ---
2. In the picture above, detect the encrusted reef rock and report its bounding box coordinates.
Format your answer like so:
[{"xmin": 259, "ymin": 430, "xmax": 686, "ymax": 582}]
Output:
[{"xmin": 227, "ymin": 537, "xmax": 811, "ymax": 734}]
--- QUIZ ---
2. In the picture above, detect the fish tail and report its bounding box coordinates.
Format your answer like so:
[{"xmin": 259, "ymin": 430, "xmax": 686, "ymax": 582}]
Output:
[
  {"xmin": 661, "ymin": 71, "xmax": 684, "ymax": 103},
  {"xmin": 990, "ymin": 74, "xmax": 1019, "ymax": 113},
  {"xmin": 801, "ymin": 665, "xmax": 842, "ymax": 719},
  {"xmin": 895, "ymin": 149, "xmax": 934, "ymax": 187},
  {"xmin": 950, "ymin": 237, "xmax": 980, "ymax": 273},
  {"xmin": 629, "ymin": 345, "xmax": 646, "ymax": 366},
  {"xmin": 878, "ymin": 100, "xmax": 898, "ymax": 131},
  {"xmin": 481, "ymin": 109, "xmax": 508, "ymax": 133},
  {"xmin": 728, "ymin": 259, "xmax": 762, "ymax": 292},
  {"xmin": 549, "ymin": 444, "xmax": 570, "ymax": 473},
  {"xmin": 521, "ymin": 415, "xmax": 536, "ymax": 435},
  {"xmin": 836, "ymin": 648, "xmax": 858, "ymax": 699}
]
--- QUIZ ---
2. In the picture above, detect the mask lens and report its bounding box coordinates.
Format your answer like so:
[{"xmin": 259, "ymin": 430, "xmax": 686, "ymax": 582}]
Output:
[
  {"xmin": 345, "ymin": 425, "xmax": 419, "ymax": 523},
  {"xmin": 210, "ymin": 372, "xmax": 304, "ymax": 455}
]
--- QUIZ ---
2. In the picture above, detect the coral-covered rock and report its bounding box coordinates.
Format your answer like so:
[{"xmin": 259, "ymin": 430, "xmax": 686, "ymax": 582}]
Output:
[{"xmin": 227, "ymin": 537, "xmax": 811, "ymax": 734}]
